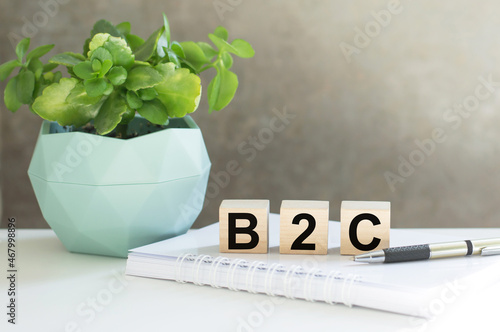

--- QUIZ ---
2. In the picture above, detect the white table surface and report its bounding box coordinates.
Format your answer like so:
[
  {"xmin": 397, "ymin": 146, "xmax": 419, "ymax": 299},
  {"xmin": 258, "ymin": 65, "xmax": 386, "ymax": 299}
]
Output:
[{"xmin": 1, "ymin": 227, "xmax": 500, "ymax": 332}]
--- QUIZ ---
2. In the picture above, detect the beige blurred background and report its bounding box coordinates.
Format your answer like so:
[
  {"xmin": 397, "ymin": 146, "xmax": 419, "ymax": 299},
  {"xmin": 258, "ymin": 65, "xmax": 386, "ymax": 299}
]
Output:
[{"xmin": 1, "ymin": 0, "xmax": 500, "ymax": 229}]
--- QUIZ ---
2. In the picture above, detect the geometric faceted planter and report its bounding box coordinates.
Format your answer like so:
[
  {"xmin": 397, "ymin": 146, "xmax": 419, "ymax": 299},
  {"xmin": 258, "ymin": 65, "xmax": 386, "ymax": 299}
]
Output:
[{"xmin": 28, "ymin": 115, "xmax": 211, "ymax": 258}]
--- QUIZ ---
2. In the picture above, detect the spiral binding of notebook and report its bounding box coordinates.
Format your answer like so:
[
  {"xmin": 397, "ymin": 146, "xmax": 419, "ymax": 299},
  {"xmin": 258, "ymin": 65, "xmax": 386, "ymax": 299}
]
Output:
[
  {"xmin": 126, "ymin": 215, "xmax": 498, "ymax": 318},
  {"xmin": 171, "ymin": 253, "xmax": 361, "ymax": 306}
]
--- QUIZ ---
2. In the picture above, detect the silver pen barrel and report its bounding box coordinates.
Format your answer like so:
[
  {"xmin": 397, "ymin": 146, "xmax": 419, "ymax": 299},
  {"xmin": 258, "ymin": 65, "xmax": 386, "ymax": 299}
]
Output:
[
  {"xmin": 429, "ymin": 238, "xmax": 500, "ymax": 259},
  {"xmin": 429, "ymin": 241, "xmax": 468, "ymax": 259}
]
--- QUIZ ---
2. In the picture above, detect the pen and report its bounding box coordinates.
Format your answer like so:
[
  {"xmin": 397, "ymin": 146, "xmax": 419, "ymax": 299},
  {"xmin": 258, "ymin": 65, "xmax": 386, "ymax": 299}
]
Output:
[{"xmin": 354, "ymin": 238, "xmax": 500, "ymax": 263}]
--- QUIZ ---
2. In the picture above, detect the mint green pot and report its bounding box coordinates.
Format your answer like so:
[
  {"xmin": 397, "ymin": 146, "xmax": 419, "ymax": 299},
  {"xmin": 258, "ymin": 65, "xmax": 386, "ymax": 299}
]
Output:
[{"xmin": 28, "ymin": 116, "xmax": 211, "ymax": 258}]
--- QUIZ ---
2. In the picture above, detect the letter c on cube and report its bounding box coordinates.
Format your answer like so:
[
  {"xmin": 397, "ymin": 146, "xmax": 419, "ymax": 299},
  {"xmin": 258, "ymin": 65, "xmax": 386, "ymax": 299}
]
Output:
[{"xmin": 340, "ymin": 201, "xmax": 391, "ymax": 255}]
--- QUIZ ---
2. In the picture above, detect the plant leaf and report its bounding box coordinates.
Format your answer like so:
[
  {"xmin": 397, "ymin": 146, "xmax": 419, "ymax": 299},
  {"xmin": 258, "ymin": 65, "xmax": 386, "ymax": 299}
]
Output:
[
  {"xmin": 156, "ymin": 31, "xmax": 169, "ymax": 58},
  {"xmin": 170, "ymin": 42, "xmax": 185, "ymax": 58},
  {"xmin": 179, "ymin": 60, "xmax": 198, "ymax": 74},
  {"xmin": 17, "ymin": 70, "xmax": 35, "ymax": 104},
  {"xmin": 133, "ymin": 60, "xmax": 151, "ymax": 67},
  {"xmin": 0, "ymin": 60, "xmax": 22, "ymax": 81},
  {"xmin": 73, "ymin": 61, "xmax": 95, "ymax": 80},
  {"xmin": 88, "ymin": 33, "xmax": 110, "ymax": 54},
  {"xmin": 28, "ymin": 58, "xmax": 44, "ymax": 79},
  {"xmin": 16, "ymin": 38, "xmax": 30, "ymax": 62},
  {"xmin": 179, "ymin": 42, "xmax": 209, "ymax": 71},
  {"xmin": 120, "ymin": 106, "xmax": 136, "ymax": 125},
  {"xmin": 162, "ymin": 13, "xmax": 171, "ymax": 46},
  {"xmin": 134, "ymin": 27, "xmax": 164, "ymax": 62},
  {"xmin": 209, "ymin": 34, "xmax": 255, "ymax": 58},
  {"xmin": 197, "ymin": 42, "xmax": 218, "ymax": 59},
  {"xmin": 84, "ymin": 77, "xmax": 107, "ymax": 97},
  {"xmin": 92, "ymin": 59, "xmax": 102, "ymax": 72},
  {"xmin": 116, "ymin": 22, "xmax": 131, "ymax": 36},
  {"xmin": 137, "ymin": 99, "xmax": 169, "ymax": 125},
  {"xmin": 230, "ymin": 39, "xmax": 255, "ymax": 58},
  {"xmin": 138, "ymin": 87, "xmax": 158, "ymax": 101},
  {"xmin": 91, "ymin": 20, "xmax": 123, "ymax": 38},
  {"xmin": 83, "ymin": 38, "xmax": 91, "ymax": 57},
  {"xmin": 4, "ymin": 77, "xmax": 22, "ymax": 112},
  {"xmin": 221, "ymin": 52, "xmax": 233, "ymax": 69},
  {"xmin": 126, "ymin": 90, "xmax": 143, "ymax": 109},
  {"xmin": 125, "ymin": 66, "xmax": 163, "ymax": 91},
  {"xmin": 103, "ymin": 82, "xmax": 113, "ymax": 96},
  {"xmin": 126, "ymin": 34, "xmax": 145, "ymax": 51},
  {"xmin": 33, "ymin": 76, "xmax": 48, "ymax": 100},
  {"xmin": 32, "ymin": 78, "xmax": 101, "ymax": 126},
  {"xmin": 43, "ymin": 72, "xmax": 55, "ymax": 81},
  {"xmin": 90, "ymin": 47, "xmax": 113, "ymax": 63},
  {"xmin": 208, "ymin": 65, "xmax": 238, "ymax": 112},
  {"xmin": 207, "ymin": 72, "xmax": 220, "ymax": 113},
  {"xmin": 94, "ymin": 91, "xmax": 129, "ymax": 135},
  {"xmin": 108, "ymin": 66, "xmax": 127, "ymax": 85},
  {"xmin": 156, "ymin": 20, "xmax": 170, "ymax": 58},
  {"xmin": 43, "ymin": 63, "xmax": 59, "ymax": 73},
  {"xmin": 53, "ymin": 71, "xmax": 62, "ymax": 82},
  {"xmin": 100, "ymin": 59, "xmax": 113, "ymax": 76},
  {"xmin": 89, "ymin": 34, "xmax": 134, "ymax": 68},
  {"xmin": 103, "ymin": 36, "xmax": 135, "ymax": 68},
  {"xmin": 66, "ymin": 81, "xmax": 106, "ymax": 122},
  {"xmin": 214, "ymin": 26, "xmax": 229, "ymax": 41},
  {"xmin": 154, "ymin": 62, "xmax": 201, "ymax": 117},
  {"xmin": 208, "ymin": 33, "xmax": 237, "ymax": 53},
  {"xmin": 165, "ymin": 48, "xmax": 181, "ymax": 67},
  {"xmin": 50, "ymin": 52, "xmax": 85, "ymax": 67},
  {"xmin": 26, "ymin": 44, "xmax": 55, "ymax": 63}
]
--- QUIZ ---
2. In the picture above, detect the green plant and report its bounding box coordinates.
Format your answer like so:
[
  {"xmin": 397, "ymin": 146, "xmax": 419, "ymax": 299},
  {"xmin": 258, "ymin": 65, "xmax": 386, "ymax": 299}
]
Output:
[{"xmin": 0, "ymin": 14, "xmax": 254, "ymax": 138}]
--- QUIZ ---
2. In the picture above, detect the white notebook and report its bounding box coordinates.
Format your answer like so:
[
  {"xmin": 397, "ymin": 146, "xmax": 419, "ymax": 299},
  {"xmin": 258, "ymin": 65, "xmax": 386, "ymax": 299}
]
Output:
[{"xmin": 126, "ymin": 214, "xmax": 500, "ymax": 318}]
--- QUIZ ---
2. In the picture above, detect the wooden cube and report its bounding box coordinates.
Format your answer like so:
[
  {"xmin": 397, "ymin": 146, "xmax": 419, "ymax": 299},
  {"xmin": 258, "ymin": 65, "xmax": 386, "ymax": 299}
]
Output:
[
  {"xmin": 219, "ymin": 199, "xmax": 270, "ymax": 253},
  {"xmin": 340, "ymin": 201, "xmax": 390, "ymax": 255},
  {"xmin": 279, "ymin": 200, "xmax": 329, "ymax": 255}
]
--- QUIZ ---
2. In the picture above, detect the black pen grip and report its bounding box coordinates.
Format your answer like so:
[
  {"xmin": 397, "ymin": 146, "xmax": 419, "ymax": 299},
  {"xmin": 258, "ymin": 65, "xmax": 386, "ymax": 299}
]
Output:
[{"xmin": 383, "ymin": 245, "xmax": 431, "ymax": 263}]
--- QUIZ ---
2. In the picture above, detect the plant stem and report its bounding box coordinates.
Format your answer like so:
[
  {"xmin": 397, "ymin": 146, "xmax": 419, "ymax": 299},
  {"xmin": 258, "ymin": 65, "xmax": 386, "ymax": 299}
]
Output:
[{"xmin": 199, "ymin": 54, "xmax": 221, "ymax": 73}]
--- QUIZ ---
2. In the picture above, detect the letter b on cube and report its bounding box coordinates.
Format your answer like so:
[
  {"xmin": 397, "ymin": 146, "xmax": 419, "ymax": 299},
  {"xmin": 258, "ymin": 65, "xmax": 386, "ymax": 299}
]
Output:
[{"xmin": 220, "ymin": 199, "xmax": 270, "ymax": 253}]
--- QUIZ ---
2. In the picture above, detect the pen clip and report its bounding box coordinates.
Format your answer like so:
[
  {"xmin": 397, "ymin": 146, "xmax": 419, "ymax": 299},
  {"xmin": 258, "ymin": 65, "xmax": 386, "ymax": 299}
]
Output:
[{"xmin": 480, "ymin": 246, "xmax": 500, "ymax": 256}]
